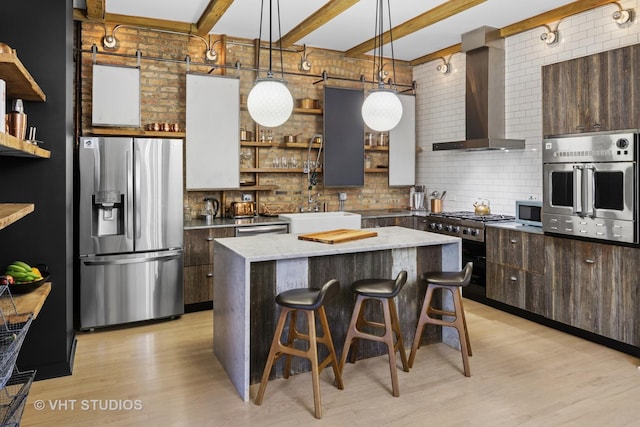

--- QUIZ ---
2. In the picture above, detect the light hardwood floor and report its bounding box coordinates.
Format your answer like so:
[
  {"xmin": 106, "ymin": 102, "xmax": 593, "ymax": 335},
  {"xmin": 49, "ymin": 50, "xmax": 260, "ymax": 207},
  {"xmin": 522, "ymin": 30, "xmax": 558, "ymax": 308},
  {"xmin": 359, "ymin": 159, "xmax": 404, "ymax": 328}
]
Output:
[{"xmin": 21, "ymin": 300, "xmax": 640, "ymax": 426}]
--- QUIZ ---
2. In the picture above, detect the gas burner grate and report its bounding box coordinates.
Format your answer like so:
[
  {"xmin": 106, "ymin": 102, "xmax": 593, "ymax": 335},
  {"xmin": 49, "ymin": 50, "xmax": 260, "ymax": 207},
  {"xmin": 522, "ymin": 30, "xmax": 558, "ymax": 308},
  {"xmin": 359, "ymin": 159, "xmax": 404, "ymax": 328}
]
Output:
[{"xmin": 429, "ymin": 211, "xmax": 515, "ymax": 222}]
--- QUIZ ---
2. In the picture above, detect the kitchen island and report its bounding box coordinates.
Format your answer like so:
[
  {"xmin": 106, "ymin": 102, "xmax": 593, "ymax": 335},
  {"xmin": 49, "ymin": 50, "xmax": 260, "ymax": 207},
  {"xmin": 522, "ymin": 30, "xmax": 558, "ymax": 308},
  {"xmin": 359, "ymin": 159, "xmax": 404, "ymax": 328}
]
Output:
[{"xmin": 213, "ymin": 226, "xmax": 461, "ymax": 401}]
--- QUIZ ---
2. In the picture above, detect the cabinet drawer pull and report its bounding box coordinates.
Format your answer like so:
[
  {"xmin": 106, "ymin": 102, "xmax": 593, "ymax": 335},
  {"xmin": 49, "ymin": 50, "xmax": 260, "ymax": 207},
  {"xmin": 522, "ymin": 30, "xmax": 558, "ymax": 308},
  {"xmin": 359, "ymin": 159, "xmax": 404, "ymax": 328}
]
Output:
[
  {"xmin": 510, "ymin": 239, "xmax": 517, "ymax": 244},
  {"xmin": 509, "ymin": 276, "xmax": 518, "ymax": 281},
  {"xmin": 584, "ymin": 259, "xmax": 595, "ymax": 264},
  {"xmin": 206, "ymin": 237, "xmax": 214, "ymax": 241},
  {"xmin": 576, "ymin": 124, "xmax": 585, "ymax": 130},
  {"xmin": 593, "ymin": 122, "xmax": 601, "ymax": 129},
  {"xmin": 206, "ymin": 273, "xmax": 213, "ymax": 277}
]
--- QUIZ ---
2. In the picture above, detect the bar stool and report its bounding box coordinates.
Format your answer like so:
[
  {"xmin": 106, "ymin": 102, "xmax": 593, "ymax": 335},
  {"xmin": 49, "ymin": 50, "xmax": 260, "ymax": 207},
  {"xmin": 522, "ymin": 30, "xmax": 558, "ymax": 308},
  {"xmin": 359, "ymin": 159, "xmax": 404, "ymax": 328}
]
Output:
[
  {"xmin": 408, "ymin": 262, "xmax": 473, "ymax": 376},
  {"xmin": 339, "ymin": 271, "xmax": 409, "ymax": 397},
  {"xmin": 255, "ymin": 279, "xmax": 344, "ymax": 419}
]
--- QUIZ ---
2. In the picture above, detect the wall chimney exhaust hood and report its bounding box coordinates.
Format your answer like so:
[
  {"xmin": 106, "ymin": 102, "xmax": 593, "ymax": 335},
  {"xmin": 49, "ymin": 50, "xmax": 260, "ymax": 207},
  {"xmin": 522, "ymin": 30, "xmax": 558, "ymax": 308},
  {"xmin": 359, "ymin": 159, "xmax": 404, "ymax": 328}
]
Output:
[{"xmin": 433, "ymin": 26, "xmax": 525, "ymax": 151}]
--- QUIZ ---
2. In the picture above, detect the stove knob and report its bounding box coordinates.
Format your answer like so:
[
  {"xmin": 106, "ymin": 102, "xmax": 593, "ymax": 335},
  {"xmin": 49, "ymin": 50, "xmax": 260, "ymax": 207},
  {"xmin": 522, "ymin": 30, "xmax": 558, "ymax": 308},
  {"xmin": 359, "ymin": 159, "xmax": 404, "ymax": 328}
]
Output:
[
  {"xmin": 462, "ymin": 228, "xmax": 469, "ymax": 235},
  {"xmin": 452, "ymin": 226, "xmax": 460, "ymax": 233},
  {"xmin": 471, "ymin": 229, "xmax": 479, "ymax": 236},
  {"xmin": 444, "ymin": 225, "xmax": 452, "ymax": 232},
  {"xmin": 436, "ymin": 224, "xmax": 444, "ymax": 231},
  {"xmin": 429, "ymin": 223, "xmax": 437, "ymax": 230}
]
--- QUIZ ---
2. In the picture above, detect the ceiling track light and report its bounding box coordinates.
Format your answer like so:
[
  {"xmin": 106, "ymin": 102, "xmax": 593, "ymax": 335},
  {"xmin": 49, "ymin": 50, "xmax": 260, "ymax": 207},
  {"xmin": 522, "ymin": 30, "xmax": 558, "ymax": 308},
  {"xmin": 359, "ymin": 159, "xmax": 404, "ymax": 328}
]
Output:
[
  {"xmin": 540, "ymin": 24, "xmax": 559, "ymax": 45},
  {"xmin": 361, "ymin": 0, "xmax": 403, "ymax": 133},
  {"xmin": 612, "ymin": 2, "xmax": 634, "ymax": 24},
  {"xmin": 101, "ymin": 24, "xmax": 220, "ymax": 62}
]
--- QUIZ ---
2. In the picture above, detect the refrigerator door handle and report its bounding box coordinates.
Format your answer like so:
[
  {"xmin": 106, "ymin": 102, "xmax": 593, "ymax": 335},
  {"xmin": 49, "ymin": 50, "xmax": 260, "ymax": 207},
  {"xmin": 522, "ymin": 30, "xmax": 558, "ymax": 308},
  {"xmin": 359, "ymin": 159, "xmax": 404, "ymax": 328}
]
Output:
[
  {"xmin": 126, "ymin": 148, "xmax": 134, "ymax": 240},
  {"xmin": 134, "ymin": 150, "xmax": 142, "ymax": 239},
  {"xmin": 82, "ymin": 250, "xmax": 182, "ymax": 266}
]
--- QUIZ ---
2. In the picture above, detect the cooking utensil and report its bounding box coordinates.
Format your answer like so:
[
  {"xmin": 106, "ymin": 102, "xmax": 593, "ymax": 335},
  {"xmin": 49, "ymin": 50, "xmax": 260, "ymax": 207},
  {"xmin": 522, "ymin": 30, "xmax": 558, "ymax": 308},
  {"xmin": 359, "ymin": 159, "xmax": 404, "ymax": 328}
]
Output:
[
  {"xmin": 431, "ymin": 190, "xmax": 440, "ymax": 199},
  {"xmin": 440, "ymin": 191, "xmax": 447, "ymax": 200}
]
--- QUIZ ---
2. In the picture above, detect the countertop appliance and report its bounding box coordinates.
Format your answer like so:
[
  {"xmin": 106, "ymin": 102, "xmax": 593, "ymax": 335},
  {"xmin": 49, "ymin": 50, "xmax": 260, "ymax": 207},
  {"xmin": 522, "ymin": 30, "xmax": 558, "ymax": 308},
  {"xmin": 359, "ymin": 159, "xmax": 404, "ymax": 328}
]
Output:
[
  {"xmin": 516, "ymin": 200, "xmax": 542, "ymax": 227},
  {"xmin": 426, "ymin": 211, "xmax": 515, "ymax": 301},
  {"xmin": 542, "ymin": 132, "xmax": 637, "ymax": 244},
  {"xmin": 230, "ymin": 201, "xmax": 255, "ymax": 218},
  {"xmin": 78, "ymin": 137, "xmax": 184, "ymax": 330}
]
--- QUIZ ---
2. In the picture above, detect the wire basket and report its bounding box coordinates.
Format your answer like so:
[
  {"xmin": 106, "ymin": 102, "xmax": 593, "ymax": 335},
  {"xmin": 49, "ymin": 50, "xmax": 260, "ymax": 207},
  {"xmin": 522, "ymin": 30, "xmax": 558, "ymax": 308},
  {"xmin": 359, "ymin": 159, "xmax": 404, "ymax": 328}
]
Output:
[
  {"xmin": 0, "ymin": 286, "xmax": 33, "ymax": 390},
  {"xmin": 0, "ymin": 369, "xmax": 36, "ymax": 426}
]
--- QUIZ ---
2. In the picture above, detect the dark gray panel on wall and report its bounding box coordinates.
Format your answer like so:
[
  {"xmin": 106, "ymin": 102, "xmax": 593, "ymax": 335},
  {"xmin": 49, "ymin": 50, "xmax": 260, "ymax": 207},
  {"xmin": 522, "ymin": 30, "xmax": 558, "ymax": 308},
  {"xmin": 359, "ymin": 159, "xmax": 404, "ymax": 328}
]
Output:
[{"xmin": 323, "ymin": 86, "xmax": 365, "ymax": 187}]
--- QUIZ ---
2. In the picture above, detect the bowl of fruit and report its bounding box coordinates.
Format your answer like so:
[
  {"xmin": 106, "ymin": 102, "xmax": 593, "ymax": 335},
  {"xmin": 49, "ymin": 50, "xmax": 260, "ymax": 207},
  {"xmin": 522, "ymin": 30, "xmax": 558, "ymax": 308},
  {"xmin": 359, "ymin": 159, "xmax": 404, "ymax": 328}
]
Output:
[{"xmin": 0, "ymin": 261, "xmax": 49, "ymax": 294}]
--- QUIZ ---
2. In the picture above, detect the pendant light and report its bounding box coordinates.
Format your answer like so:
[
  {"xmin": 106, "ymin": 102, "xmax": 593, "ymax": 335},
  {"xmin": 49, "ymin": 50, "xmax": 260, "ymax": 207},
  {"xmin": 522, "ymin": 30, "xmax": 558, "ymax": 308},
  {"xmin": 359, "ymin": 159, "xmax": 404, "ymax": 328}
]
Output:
[
  {"xmin": 361, "ymin": 0, "xmax": 403, "ymax": 132},
  {"xmin": 247, "ymin": 0, "xmax": 293, "ymax": 128}
]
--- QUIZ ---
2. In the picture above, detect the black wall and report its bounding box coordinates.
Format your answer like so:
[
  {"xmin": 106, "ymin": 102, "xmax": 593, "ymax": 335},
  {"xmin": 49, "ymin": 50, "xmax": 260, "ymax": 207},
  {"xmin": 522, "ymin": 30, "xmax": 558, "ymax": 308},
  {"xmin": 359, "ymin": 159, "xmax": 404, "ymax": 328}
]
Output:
[{"xmin": 0, "ymin": 1, "xmax": 75, "ymax": 379}]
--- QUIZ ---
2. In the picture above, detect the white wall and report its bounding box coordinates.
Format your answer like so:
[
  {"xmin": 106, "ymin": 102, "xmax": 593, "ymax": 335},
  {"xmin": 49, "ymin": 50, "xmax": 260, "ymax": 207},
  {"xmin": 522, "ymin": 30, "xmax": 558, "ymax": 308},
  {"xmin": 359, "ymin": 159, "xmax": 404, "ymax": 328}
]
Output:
[{"xmin": 414, "ymin": 0, "xmax": 640, "ymax": 215}]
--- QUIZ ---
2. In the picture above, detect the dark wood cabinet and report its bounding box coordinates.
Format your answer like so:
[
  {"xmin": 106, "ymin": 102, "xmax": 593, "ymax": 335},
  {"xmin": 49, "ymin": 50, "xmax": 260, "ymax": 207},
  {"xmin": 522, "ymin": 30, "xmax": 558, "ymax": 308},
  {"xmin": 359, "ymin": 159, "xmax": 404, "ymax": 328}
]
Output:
[
  {"xmin": 184, "ymin": 227, "xmax": 234, "ymax": 306},
  {"xmin": 486, "ymin": 227, "xmax": 547, "ymax": 316},
  {"xmin": 361, "ymin": 215, "xmax": 416, "ymax": 229},
  {"xmin": 545, "ymin": 236, "xmax": 640, "ymax": 346},
  {"xmin": 543, "ymin": 44, "xmax": 640, "ymax": 136}
]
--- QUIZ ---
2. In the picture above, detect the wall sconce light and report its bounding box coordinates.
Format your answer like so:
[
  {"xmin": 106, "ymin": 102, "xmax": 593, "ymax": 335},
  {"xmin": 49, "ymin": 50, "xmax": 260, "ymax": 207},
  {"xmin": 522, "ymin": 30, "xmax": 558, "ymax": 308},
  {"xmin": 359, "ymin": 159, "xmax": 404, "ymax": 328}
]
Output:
[
  {"xmin": 436, "ymin": 57, "xmax": 451, "ymax": 74},
  {"xmin": 101, "ymin": 25, "xmax": 219, "ymax": 62},
  {"xmin": 540, "ymin": 24, "xmax": 558, "ymax": 45},
  {"xmin": 298, "ymin": 44, "xmax": 312, "ymax": 72},
  {"xmin": 612, "ymin": 3, "xmax": 634, "ymax": 24}
]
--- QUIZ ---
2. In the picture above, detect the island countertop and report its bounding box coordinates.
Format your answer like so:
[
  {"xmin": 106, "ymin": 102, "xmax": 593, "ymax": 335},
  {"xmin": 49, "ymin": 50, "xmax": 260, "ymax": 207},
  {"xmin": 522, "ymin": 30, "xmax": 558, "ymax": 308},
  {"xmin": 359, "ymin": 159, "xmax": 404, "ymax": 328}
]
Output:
[
  {"xmin": 214, "ymin": 226, "xmax": 460, "ymax": 261},
  {"xmin": 213, "ymin": 226, "xmax": 462, "ymax": 402}
]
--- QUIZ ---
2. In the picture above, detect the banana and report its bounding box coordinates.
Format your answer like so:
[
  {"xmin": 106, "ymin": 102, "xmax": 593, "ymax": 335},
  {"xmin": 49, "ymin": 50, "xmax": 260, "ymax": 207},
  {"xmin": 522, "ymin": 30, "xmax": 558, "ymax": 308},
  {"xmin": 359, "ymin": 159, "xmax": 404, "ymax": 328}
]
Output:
[
  {"xmin": 12, "ymin": 261, "xmax": 32, "ymax": 271},
  {"xmin": 7, "ymin": 264, "xmax": 28, "ymax": 273}
]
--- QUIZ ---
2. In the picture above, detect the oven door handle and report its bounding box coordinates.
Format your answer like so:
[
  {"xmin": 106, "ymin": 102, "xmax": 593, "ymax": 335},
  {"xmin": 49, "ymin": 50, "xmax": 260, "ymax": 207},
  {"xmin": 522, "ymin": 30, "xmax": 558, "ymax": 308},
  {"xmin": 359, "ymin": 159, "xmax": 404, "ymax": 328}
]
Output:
[
  {"xmin": 572, "ymin": 165, "xmax": 584, "ymax": 216},
  {"xmin": 585, "ymin": 165, "xmax": 595, "ymax": 218}
]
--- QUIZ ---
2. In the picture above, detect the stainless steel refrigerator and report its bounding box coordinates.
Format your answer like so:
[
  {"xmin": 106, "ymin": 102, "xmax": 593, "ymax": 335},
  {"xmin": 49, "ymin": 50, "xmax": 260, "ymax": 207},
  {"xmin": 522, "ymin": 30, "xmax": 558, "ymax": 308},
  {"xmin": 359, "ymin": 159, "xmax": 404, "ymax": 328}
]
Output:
[{"xmin": 78, "ymin": 137, "xmax": 184, "ymax": 330}]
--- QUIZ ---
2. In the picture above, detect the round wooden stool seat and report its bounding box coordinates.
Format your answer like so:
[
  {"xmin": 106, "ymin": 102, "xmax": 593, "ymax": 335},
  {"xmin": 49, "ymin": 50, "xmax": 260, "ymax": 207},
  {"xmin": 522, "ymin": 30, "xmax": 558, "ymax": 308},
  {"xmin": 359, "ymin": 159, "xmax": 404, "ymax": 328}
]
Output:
[{"xmin": 422, "ymin": 267, "xmax": 472, "ymax": 287}]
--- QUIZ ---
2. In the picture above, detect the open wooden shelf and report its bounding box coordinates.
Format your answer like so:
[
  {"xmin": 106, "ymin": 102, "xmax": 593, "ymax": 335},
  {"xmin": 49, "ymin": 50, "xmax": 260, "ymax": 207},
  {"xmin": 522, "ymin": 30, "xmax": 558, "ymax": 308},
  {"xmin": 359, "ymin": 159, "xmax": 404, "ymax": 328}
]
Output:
[
  {"xmin": 0, "ymin": 51, "xmax": 46, "ymax": 102},
  {"xmin": 11, "ymin": 282, "xmax": 51, "ymax": 320},
  {"xmin": 365, "ymin": 145, "xmax": 389, "ymax": 151},
  {"xmin": 242, "ymin": 168, "xmax": 323, "ymax": 173},
  {"xmin": 0, "ymin": 203, "xmax": 34, "ymax": 231},
  {"xmin": 240, "ymin": 104, "xmax": 322, "ymax": 116},
  {"xmin": 0, "ymin": 133, "xmax": 50, "ymax": 158},
  {"xmin": 240, "ymin": 141, "xmax": 322, "ymax": 149},
  {"xmin": 88, "ymin": 128, "xmax": 186, "ymax": 138}
]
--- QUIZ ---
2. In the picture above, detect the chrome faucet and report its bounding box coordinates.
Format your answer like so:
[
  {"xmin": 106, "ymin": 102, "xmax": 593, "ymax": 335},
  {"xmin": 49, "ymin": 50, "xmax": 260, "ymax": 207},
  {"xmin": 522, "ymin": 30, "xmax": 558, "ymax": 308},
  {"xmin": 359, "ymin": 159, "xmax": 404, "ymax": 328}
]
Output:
[{"xmin": 303, "ymin": 134, "xmax": 323, "ymax": 212}]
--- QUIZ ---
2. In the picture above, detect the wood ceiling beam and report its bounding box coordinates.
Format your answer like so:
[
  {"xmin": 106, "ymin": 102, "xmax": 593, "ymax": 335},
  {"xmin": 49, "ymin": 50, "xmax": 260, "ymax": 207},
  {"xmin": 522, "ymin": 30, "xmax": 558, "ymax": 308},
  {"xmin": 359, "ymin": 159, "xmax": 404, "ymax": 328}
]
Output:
[
  {"xmin": 278, "ymin": 0, "xmax": 361, "ymax": 48},
  {"xmin": 85, "ymin": 0, "xmax": 106, "ymax": 20},
  {"xmin": 500, "ymin": 0, "xmax": 617, "ymax": 38},
  {"xmin": 195, "ymin": 0, "xmax": 235, "ymax": 37},
  {"xmin": 346, "ymin": 0, "xmax": 485, "ymax": 58},
  {"xmin": 73, "ymin": 9, "xmax": 196, "ymax": 34},
  {"xmin": 409, "ymin": 0, "xmax": 618, "ymax": 66}
]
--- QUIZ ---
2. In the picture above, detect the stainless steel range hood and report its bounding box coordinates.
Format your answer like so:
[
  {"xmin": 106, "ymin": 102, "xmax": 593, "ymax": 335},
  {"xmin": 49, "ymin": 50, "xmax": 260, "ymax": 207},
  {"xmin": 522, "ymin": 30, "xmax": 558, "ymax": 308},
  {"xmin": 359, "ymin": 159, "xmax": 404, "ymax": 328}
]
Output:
[{"xmin": 433, "ymin": 26, "xmax": 525, "ymax": 151}]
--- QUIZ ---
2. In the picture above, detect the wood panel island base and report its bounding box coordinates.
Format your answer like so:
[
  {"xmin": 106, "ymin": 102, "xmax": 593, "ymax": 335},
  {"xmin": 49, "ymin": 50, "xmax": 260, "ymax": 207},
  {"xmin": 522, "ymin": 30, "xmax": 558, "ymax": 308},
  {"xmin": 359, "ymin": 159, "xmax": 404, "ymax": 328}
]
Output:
[{"xmin": 213, "ymin": 227, "xmax": 461, "ymax": 401}]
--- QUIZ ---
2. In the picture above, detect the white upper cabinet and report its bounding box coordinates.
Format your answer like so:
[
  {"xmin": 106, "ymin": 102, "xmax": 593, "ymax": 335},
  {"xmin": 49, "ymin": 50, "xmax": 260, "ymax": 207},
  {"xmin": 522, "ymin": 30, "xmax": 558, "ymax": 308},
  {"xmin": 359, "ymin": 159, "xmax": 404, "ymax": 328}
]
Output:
[{"xmin": 186, "ymin": 74, "xmax": 240, "ymax": 190}]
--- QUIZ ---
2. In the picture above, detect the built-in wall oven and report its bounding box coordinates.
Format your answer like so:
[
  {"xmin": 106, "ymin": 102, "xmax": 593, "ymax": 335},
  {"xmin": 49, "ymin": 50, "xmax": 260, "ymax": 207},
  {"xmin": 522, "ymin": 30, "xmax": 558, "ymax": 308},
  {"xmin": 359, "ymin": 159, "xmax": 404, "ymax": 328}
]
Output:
[{"xmin": 542, "ymin": 132, "xmax": 638, "ymax": 244}]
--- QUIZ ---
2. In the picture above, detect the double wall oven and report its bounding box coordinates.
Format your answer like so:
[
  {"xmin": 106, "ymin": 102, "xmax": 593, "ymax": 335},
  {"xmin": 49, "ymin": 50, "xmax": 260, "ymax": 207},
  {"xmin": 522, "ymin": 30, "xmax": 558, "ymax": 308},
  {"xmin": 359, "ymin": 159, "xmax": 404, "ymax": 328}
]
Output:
[
  {"xmin": 425, "ymin": 212, "xmax": 515, "ymax": 300},
  {"xmin": 542, "ymin": 132, "xmax": 638, "ymax": 244}
]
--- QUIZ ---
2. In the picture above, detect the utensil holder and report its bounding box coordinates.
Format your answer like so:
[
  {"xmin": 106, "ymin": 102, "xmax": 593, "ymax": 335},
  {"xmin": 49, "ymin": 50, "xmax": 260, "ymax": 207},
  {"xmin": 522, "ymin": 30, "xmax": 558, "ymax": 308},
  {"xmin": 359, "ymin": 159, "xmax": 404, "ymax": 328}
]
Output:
[{"xmin": 431, "ymin": 199, "xmax": 442, "ymax": 213}]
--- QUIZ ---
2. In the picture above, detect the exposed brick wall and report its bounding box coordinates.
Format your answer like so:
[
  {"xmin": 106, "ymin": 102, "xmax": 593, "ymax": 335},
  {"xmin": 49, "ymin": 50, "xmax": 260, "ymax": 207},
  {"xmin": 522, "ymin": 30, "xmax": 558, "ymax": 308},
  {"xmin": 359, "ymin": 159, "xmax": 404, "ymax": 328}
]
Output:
[{"xmin": 79, "ymin": 23, "xmax": 414, "ymax": 216}]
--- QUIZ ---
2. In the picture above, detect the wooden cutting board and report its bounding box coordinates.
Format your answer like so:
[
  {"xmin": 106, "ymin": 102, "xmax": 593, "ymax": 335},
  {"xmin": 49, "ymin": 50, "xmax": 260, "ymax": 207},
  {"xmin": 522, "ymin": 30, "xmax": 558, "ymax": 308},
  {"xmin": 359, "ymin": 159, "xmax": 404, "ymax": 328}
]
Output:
[{"xmin": 298, "ymin": 229, "xmax": 378, "ymax": 244}]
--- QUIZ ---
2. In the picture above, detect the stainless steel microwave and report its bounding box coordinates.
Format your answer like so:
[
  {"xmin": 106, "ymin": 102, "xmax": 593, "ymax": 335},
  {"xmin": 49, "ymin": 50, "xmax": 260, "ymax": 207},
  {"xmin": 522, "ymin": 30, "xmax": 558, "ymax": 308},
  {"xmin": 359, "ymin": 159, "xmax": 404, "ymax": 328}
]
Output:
[{"xmin": 515, "ymin": 200, "xmax": 542, "ymax": 227}]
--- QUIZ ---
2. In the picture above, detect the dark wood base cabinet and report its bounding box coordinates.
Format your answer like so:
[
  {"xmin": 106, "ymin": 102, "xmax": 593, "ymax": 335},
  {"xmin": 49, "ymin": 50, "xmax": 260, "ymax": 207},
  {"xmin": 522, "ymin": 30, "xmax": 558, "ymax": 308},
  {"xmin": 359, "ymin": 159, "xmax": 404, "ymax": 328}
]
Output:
[
  {"xmin": 184, "ymin": 227, "xmax": 234, "ymax": 307},
  {"xmin": 545, "ymin": 236, "xmax": 640, "ymax": 347},
  {"xmin": 486, "ymin": 227, "xmax": 548, "ymax": 317},
  {"xmin": 361, "ymin": 216, "xmax": 416, "ymax": 229}
]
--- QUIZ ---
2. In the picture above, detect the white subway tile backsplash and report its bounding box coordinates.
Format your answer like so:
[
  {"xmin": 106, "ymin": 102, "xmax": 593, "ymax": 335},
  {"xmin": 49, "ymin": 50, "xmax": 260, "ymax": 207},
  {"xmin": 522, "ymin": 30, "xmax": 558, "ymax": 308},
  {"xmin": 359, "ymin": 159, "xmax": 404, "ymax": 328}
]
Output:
[{"xmin": 413, "ymin": 0, "xmax": 640, "ymax": 215}]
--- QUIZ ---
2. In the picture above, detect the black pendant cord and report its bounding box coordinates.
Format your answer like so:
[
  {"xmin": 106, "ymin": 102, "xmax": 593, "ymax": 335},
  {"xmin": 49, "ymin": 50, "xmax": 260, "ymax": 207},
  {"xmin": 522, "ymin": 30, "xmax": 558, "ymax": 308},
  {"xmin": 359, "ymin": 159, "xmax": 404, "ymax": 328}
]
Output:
[
  {"xmin": 387, "ymin": 0, "xmax": 397, "ymax": 91},
  {"xmin": 277, "ymin": 0, "xmax": 285, "ymax": 80},
  {"xmin": 257, "ymin": 0, "xmax": 264, "ymax": 76},
  {"xmin": 372, "ymin": 0, "xmax": 381, "ymax": 87},
  {"xmin": 268, "ymin": 0, "xmax": 273, "ymax": 76}
]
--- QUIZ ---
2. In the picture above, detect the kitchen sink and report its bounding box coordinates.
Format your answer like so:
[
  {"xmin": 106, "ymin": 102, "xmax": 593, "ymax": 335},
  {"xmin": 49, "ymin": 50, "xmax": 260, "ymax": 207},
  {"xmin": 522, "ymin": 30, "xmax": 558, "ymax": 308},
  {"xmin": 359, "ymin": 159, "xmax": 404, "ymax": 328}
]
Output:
[{"xmin": 278, "ymin": 211, "xmax": 362, "ymax": 234}]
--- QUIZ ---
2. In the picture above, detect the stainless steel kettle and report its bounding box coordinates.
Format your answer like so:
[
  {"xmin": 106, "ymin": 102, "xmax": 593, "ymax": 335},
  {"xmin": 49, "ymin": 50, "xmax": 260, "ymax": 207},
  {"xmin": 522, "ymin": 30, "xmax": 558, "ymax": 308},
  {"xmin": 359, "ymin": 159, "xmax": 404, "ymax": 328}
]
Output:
[{"xmin": 201, "ymin": 197, "xmax": 220, "ymax": 221}]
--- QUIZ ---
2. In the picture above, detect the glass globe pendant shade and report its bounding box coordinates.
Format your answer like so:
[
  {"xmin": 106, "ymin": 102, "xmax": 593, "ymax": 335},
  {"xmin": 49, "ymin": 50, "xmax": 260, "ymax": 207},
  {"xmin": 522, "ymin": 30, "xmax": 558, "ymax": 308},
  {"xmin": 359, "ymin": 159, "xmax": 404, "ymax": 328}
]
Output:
[
  {"xmin": 247, "ymin": 77, "xmax": 294, "ymax": 128},
  {"xmin": 362, "ymin": 88, "xmax": 403, "ymax": 132}
]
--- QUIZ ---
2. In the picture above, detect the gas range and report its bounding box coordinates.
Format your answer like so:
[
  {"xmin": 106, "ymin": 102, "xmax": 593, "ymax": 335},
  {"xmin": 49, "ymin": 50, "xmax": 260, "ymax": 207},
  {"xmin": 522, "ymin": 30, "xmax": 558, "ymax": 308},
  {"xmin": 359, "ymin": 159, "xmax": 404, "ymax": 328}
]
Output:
[{"xmin": 426, "ymin": 211, "xmax": 515, "ymax": 242}]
